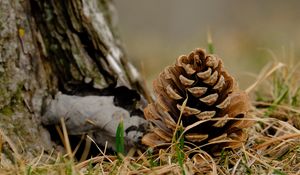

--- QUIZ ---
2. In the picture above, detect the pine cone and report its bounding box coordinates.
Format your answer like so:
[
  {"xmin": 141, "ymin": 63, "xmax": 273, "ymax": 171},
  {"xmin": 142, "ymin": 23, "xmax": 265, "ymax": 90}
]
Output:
[{"xmin": 142, "ymin": 48, "xmax": 251, "ymax": 151}]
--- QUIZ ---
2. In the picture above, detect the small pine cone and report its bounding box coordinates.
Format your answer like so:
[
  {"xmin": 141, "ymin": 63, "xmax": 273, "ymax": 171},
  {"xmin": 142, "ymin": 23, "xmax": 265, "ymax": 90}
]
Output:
[{"xmin": 142, "ymin": 48, "xmax": 252, "ymax": 151}]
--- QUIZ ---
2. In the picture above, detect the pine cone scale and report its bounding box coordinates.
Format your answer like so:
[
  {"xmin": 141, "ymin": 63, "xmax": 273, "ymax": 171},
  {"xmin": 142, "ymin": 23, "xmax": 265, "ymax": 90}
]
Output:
[
  {"xmin": 213, "ymin": 75, "xmax": 225, "ymax": 91},
  {"xmin": 166, "ymin": 85, "xmax": 183, "ymax": 100},
  {"xmin": 176, "ymin": 104, "xmax": 201, "ymax": 116},
  {"xmin": 187, "ymin": 87, "xmax": 207, "ymax": 97},
  {"xmin": 196, "ymin": 111, "xmax": 216, "ymax": 120},
  {"xmin": 199, "ymin": 93, "xmax": 219, "ymax": 106},
  {"xmin": 185, "ymin": 133, "xmax": 209, "ymax": 142},
  {"xmin": 208, "ymin": 133, "xmax": 228, "ymax": 143},
  {"xmin": 216, "ymin": 95, "xmax": 231, "ymax": 109},
  {"xmin": 203, "ymin": 70, "xmax": 219, "ymax": 85},
  {"xmin": 197, "ymin": 68, "xmax": 212, "ymax": 79},
  {"xmin": 179, "ymin": 75, "xmax": 195, "ymax": 86}
]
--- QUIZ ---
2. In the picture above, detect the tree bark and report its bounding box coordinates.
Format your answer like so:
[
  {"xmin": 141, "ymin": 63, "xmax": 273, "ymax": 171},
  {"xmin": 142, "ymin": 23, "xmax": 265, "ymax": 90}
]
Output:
[{"xmin": 0, "ymin": 0, "xmax": 148, "ymax": 162}]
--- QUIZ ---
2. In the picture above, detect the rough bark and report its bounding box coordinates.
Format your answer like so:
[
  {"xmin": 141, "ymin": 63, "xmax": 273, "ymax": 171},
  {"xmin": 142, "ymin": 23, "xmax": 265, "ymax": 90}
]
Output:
[{"xmin": 0, "ymin": 0, "xmax": 148, "ymax": 162}]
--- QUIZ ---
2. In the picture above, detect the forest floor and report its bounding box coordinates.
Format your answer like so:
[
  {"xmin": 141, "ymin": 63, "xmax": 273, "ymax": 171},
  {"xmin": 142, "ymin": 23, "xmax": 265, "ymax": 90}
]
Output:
[{"xmin": 1, "ymin": 53, "xmax": 300, "ymax": 175}]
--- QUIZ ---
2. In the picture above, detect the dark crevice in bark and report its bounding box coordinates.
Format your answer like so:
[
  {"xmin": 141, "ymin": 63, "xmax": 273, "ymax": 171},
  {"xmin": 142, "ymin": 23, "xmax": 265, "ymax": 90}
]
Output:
[
  {"xmin": 30, "ymin": 0, "xmax": 119, "ymax": 93},
  {"xmin": 76, "ymin": 31, "xmax": 116, "ymax": 86}
]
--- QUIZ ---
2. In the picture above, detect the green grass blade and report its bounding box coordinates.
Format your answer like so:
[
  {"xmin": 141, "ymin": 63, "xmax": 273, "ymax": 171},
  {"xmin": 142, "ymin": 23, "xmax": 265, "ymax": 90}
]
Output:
[
  {"xmin": 26, "ymin": 165, "xmax": 32, "ymax": 175},
  {"xmin": 207, "ymin": 29, "xmax": 214, "ymax": 54},
  {"xmin": 116, "ymin": 119, "xmax": 125, "ymax": 156},
  {"xmin": 292, "ymin": 86, "xmax": 300, "ymax": 106},
  {"xmin": 273, "ymin": 169, "xmax": 287, "ymax": 175},
  {"xmin": 172, "ymin": 96, "xmax": 188, "ymax": 142},
  {"xmin": 175, "ymin": 124, "xmax": 185, "ymax": 175},
  {"xmin": 147, "ymin": 148, "xmax": 158, "ymax": 168},
  {"xmin": 265, "ymin": 82, "xmax": 289, "ymax": 116}
]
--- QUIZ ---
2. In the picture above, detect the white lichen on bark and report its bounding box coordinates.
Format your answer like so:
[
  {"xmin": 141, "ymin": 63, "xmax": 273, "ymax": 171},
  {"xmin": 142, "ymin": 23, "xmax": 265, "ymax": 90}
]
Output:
[{"xmin": 82, "ymin": 0, "xmax": 130, "ymax": 87}]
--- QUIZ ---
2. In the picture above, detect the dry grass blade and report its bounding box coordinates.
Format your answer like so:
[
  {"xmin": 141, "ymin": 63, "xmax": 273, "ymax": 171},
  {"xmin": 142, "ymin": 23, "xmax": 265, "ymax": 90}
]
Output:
[
  {"xmin": 255, "ymin": 133, "xmax": 300, "ymax": 150},
  {"xmin": 172, "ymin": 96, "xmax": 188, "ymax": 143},
  {"xmin": 72, "ymin": 134, "xmax": 85, "ymax": 158},
  {"xmin": 246, "ymin": 62, "xmax": 285, "ymax": 94},
  {"xmin": 253, "ymin": 101, "xmax": 300, "ymax": 114},
  {"xmin": 60, "ymin": 118, "xmax": 73, "ymax": 160},
  {"xmin": 86, "ymin": 135, "xmax": 113, "ymax": 163},
  {"xmin": 243, "ymin": 150, "xmax": 275, "ymax": 170},
  {"xmin": 75, "ymin": 156, "xmax": 104, "ymax": 169},
  {"xmin": 79, "ymin": 135, "xmax": 92, "ymax": 162},
  {"xmin": 0, "ymin": 128, "xmax": 21, "ymax": 161},
  {"xmin": 31, "ymin": 148, "xmax": 44, "ymax": 167},
  {"xmin": 130, "ymin": 164, "xmax": 179, "ymax": 174}
]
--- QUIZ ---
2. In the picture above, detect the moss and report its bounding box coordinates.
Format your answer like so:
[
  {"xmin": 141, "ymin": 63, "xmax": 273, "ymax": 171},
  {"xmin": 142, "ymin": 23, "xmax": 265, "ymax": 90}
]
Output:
[
  {"xmin": 0, "ymin": 86, "xmax": 12, "ymax": 115},
  {"xmin": 0, "ymin": 106, "xmax": 13, "ymax": 116},
  {"xmin": 0, "ymin": 21, "xmax": 3, "ymax": 31},
  {"xmin": 11, "ymin": 83, "xmax": 23, "ymax": 105},
  {"xmin": 0, "ymin": 87, "xmax": 8, "ymax": 99},
  {"xmin": 0, "ymin": 82, "xmax": 23, "ymax": 116}
]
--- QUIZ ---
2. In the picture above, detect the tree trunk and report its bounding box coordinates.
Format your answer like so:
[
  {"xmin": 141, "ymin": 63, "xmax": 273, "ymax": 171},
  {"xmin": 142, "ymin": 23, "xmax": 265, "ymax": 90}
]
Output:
[{"xmin": 0, "ymin": 0, "xmax": 148, "ymax": 162}]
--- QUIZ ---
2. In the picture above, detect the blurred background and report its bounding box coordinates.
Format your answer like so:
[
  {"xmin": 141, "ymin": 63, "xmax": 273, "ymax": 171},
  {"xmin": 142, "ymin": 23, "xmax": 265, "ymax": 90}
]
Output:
[{"xmin": 114, "ymin": 0, "xmax": 300, "ymax": 89}]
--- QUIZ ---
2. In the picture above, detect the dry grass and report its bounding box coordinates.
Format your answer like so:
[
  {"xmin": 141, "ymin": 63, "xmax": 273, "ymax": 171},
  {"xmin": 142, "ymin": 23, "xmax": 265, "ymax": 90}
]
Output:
[{"xmin": 1, "ymin": 56, "xmax": 300, "ymax": 175}]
